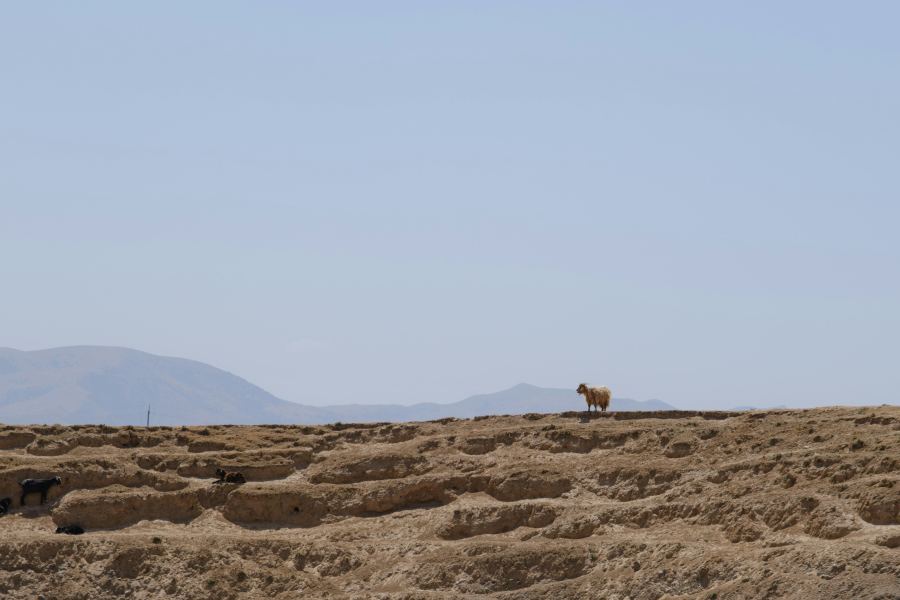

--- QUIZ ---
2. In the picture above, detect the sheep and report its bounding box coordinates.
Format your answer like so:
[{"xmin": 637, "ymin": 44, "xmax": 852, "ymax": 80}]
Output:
[
  {"xmin": 0, "ymin": 497, "xmax": 11, "ymax": 516},
  {"xmin": 577, "ymin": 384, "xmax": 612, "ymax": 414},
  {"xmin": 19, "ymin": 476, "xmax": 62, "ymax": 506},
  {"xmin": 214, "ymin": 468, "xmax": 246, "ymax": 484}
]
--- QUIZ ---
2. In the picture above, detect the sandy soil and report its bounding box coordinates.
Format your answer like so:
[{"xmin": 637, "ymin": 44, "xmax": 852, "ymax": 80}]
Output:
[{"xmin": 0, "ymin": 407, "xmax": 898, "ymax": 599}]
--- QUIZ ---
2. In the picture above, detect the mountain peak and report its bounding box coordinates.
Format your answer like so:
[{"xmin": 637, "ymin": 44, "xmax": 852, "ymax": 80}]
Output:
[{"xmin": 0, "ymin": 346, "xmax": 328, "ymax": 426}]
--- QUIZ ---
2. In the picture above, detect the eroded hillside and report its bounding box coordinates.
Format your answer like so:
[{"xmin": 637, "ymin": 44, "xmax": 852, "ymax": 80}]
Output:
[{"xmin": 0, "ymin": 407, "xmax": 898, "ymax": 599}]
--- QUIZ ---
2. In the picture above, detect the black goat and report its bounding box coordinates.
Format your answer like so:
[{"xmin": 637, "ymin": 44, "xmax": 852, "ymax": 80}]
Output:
[
  {"xmin": 0, "ymin": 497, "xmax": 11, "ymax": 515},
  {"xmin": 55, "ymin": 525, "xmax": 85, "ymax": 535},
  {"xmin": 214, "ymin": 468, "xmax": 246, "ymax": 484},
  {"xmin": 19, "ymin": 476, "xmax": 62, "ymax": 506}
]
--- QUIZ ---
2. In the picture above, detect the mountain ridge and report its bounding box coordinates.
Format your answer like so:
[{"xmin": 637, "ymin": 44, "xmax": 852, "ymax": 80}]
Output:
[{"xmin": 0, "ymin": 346, "xmax": 674, "ymax": 425}]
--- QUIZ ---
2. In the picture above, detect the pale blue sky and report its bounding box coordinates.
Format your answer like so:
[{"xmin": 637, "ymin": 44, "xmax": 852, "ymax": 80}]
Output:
[{"xmin": 2, "ymin": 2, "xmax": 898, "ymax": 408}]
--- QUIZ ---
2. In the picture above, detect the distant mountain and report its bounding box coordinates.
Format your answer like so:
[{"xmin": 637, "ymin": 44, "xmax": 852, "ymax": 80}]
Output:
[
  {"xmin": 0, "ymin": 347, "xmax": 675, "ymax": 425},
  {"xmin": 0, "ymin": 346, "xmax": 330, "ymax": 426}
]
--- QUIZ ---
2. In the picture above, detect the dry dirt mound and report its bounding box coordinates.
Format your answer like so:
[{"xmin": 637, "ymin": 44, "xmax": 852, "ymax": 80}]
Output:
[{"xmin": 0, "ymin": 408, "xmax": 898, "ymax": 599}]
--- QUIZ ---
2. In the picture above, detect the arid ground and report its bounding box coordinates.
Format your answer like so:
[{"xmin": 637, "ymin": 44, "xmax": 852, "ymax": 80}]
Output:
[{"xmin": 0, "ymin": 407, "xmax": 898, "ymax": 599}]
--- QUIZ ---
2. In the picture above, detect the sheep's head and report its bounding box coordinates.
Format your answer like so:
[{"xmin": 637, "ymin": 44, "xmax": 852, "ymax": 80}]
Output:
[
  {"xmin": 576, "ymin": 383, "xmax": 588, "ymax": 394},
  {"xmin": 215, "ymin": 468, "xmax": 226, "ymax": 479},
  {"xmin": 53, "ymin": 476, "xmax": 62, "ymax": 486}
]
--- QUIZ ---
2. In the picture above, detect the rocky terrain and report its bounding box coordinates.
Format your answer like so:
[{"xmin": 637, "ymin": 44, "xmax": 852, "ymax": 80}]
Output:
[{"xmin": 0, "ymin": 407, "xmax": 898, "ymax": 599}]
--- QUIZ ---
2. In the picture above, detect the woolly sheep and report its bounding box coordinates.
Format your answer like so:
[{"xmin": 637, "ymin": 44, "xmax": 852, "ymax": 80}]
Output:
[{"xmin": 576, "ymin": 384, "xmax": 611, "ymax": 414}]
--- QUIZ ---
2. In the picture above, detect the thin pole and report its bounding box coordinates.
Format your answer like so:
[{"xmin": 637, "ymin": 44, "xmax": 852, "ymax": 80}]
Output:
[{"xmin": 146, "ymin": 404, "xmax": 150, "ymax": 428}]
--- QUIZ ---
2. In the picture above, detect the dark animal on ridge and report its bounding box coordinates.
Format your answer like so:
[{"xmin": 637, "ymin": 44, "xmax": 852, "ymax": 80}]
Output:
[
  {"xmin": 0, "ymin": 497, "xmax": 11, "ymax": 515},
  {"xmin": 55, "ymin": 525, "xmax": 85, "ymax": 535},
  {"xmin": 19, "ymin": 476, "xmax": 62, "ymax": 506},
  {"xmin": 214, "ymin": 468, "xmax": 246, "ymax": 484}
]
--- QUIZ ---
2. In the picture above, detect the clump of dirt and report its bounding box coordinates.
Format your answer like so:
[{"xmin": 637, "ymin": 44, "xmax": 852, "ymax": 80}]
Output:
[
  {"xmin": 0, "ymin": 430, "xmax": 36, "ymax": 450},
  {"xmin": 306, "ymin": 453, "xmax": 429, "ymax": 483},
  {"xmin": 437, "ymin": 502, "xmax": 556, "ymax": 539},
  {"xmin": 0, "ymin": 407, "xmax": 899, "ymax": 599}
]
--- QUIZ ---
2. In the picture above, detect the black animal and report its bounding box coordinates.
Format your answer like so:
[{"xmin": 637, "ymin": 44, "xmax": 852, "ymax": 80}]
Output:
[
  {"xmin": 214, "ymin": 468, "xmax": 246, "ymax": 484},
  {"xmin": 55, "ymin": 525, "xmax": 84, "ymax": 535},
  {"xmin": 0, "ymin": 497, "xmax": 11, "ymax": 515},
  {"xmin": 19, "ymin": 476, "xmax": 62, "ymax": 506}
]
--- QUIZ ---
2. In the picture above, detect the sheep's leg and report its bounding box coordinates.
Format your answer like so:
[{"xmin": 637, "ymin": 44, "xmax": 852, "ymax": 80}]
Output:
[
  {"xmin": 40, "ymin": 490, "xmax": 47, "ymax": 504},
  {"xmin": 20, "ymin": 493, "xmax": 27, "ymax": 507}
]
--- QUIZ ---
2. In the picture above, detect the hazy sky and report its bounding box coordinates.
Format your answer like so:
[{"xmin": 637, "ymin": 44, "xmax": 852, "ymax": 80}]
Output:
[{"xmin": 2, "ymin": 3, "xmax": 898, "ymax": 409}]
